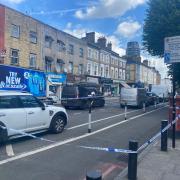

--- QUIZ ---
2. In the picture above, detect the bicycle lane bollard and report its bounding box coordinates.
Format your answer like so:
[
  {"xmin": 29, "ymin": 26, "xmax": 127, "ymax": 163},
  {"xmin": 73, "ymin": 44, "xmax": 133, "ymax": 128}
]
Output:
[
  {"xmin": 125, "ymin": 102, "xmax": 127, "ymax": 120},
  {"xmin": 88, "ymin": 99, "xmax": 93, "ymax": 133},
  {"xmin": 143, "ymin": 102, "xmax": 146, "ymax": 113}
]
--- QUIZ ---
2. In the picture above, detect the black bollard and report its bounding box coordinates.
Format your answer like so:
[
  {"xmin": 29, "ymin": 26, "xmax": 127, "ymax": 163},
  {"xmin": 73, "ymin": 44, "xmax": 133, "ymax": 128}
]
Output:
[
  {"xmin": 128, "ymin": 140, "xmax": 138, "ymax": 180},
  {"xmin": 161, "ymin": 120, "xmax": 168, "ymax": 151},
  {"xmin": 86, "ymin": 170, "xmax": 102, "ymax": 180}
]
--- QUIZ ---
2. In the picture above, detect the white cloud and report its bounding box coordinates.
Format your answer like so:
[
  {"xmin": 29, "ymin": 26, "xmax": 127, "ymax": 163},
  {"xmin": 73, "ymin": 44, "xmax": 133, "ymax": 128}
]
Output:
[
  {"xmin": 0, "ymin": 0, "xmax": 25, "ymax": 4},
  {"xmin": 75, "ymin": 0, "xmax": 146, "ymax": 19},
  {"xmin": 64, "ymin": 24, "xmax": 126, "ymax": 56},
  {"xmin": 141, "ymin": 52, "xmax": 168, "ymax": 79},
  {"xmin": 115, "ymin": 21, "xmax": 141, "ymax": 38}
]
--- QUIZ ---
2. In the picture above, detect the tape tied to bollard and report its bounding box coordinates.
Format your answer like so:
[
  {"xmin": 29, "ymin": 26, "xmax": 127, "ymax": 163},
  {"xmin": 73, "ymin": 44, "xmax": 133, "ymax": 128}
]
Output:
[
  {"xmin": 0, "ymin": 125, "xmax": 56, "ymax": 143},
  {"xmin": 80, "ymin": 145, "xmax": 137, "ymax": 154}
]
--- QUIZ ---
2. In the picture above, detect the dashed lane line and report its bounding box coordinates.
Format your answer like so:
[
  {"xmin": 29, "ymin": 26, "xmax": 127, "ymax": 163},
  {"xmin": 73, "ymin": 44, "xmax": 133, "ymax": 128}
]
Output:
[
  {"xmin": 0, "ymin": 105, "xmax": 167, "ymax": 166},
  {"xmin": 6, "ymin": 144, "xmax": 14, "ymax": 157}
]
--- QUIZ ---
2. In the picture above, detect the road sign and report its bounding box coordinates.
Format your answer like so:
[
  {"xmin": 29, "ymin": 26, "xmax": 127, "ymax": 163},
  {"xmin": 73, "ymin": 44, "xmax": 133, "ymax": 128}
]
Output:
[{"xmin": 164, "ymin": 36, "xmax": 180, "ymax": 63}]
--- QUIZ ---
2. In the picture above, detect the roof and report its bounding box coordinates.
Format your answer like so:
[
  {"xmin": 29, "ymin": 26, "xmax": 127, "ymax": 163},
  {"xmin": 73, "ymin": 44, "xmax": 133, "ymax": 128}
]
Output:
[{"xmin": 0, "ymin": 90, "xmax": 32, "ymax": 96}]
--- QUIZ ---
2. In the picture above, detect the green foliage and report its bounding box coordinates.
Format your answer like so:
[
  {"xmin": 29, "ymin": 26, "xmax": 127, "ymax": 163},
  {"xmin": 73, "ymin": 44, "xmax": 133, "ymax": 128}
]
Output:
[{"xmin": 143, "ymin": 0, "xmax": 180, "ymax": 85}]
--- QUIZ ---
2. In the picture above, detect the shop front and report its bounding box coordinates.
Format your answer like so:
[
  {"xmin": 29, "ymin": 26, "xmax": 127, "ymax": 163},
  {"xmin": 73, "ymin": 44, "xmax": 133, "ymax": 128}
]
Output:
[
  {"xmin": 99, "ymin": 77, "xmax": 113, "ymax": 96},
  {"xmin": 46, "ymin": 73, "xmax": 66, "ymax": 100}
]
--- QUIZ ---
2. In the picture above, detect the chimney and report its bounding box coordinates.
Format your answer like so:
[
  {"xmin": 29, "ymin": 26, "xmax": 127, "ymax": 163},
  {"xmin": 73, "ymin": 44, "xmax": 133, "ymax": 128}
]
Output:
[
  {"xmin": 97, "ymin": 37, "xmax": 107, "ymax": 48},
  {"xmin": 143, "ymin": 60, "xmax": 148, "ymax": 66},
  {"xmin": 107, "ymin": 42, "xmax": 112, "ymax": 50},
  {"xmin": 85, "ymin": 32, "xmax": 95, "ymax": 43}
]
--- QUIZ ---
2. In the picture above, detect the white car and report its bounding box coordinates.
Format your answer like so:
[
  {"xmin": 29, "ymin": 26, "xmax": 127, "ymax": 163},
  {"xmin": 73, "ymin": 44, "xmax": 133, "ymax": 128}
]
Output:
[{"xmin": 0, "ymin": 91, "xmax": 68, "ymax": 143}]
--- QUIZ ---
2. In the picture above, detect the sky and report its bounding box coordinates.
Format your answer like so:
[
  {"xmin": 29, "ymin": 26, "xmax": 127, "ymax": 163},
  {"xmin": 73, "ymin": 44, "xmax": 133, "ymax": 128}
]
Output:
[{"xmin": 1, "ymin": 0, "xmax": 168, "ymax": 78}]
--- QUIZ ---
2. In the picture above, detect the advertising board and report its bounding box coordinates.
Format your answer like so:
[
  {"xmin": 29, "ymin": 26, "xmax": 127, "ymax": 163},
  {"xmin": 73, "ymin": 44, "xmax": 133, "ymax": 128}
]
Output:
[{"xmin": 0, "ymin": 65, "xmax": 46, "ymax": 97}]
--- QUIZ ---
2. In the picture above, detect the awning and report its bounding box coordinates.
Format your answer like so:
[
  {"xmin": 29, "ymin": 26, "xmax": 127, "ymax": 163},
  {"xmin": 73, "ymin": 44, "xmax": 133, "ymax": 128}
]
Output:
[{"xmin": 120, "ymin": 82, "xmax": 131, "ymax": 88}]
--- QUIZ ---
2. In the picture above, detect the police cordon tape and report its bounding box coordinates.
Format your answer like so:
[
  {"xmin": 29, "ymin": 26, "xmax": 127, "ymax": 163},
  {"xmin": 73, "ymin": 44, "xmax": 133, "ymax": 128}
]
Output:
[
  {"xmin": 80, "ymin": 114, "xmax": 180, "ymax": 154},
  {"xmin": 0, "ymin": 125, "xmax": 55, "ymax": 143}
]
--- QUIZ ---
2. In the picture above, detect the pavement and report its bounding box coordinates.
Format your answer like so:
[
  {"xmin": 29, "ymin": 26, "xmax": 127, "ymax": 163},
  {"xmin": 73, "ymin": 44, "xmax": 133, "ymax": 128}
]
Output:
[{"xmin": 115, "ymin": 138, "xmax": 180, "ymax": 180}]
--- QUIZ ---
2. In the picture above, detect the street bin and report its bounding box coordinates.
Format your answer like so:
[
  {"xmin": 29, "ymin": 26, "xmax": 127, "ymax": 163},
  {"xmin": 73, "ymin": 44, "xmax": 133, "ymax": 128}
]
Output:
[{"xmin": 169, "ymin": 95, "xmax": 180, "ymax": 133}]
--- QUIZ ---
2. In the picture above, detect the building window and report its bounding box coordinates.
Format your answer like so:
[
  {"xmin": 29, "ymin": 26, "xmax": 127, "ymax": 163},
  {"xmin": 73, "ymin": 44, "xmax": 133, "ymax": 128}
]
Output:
[
  {"xmin": 94, "ymin": 64, "xmax": 98, "ymax": 76},
  {"xmin": 69, "ymin": 62, "xmax": 73, "ymax": 73},
  {"xmin": 11, "ymin": 24, "xmax": 20, "ymax": 38},
  {"xmin": 57, "ymin": 40, "xmax": 66, "ymax": 52},
  {"xmin": 105, "ymin": 66, "xmax": 109, "ymax": 77},
  {"xmin": 11, "ymin": 49, "xmax": 19, "ymax": 65},
  {"xmin": 68, "ymin": 44, "xmax": 74, "ymax": 54},
  {"xmin": 87, "ymin": 63, "xmax": 91, "ymax": 74},
  {"xmin": 79, "ymin": 48, "xmax": 84, "ymax": 57},
  {"xmin": 78, "ymin": 64, "xmax": 83, "ymax": 75},
  {"xmin": 56, "ymin": 59, "xmax": 64, "ymax": 73},
  {"xmin": 45, "ymin": 35, "xmax": 53, "ymax": 48},
  {"xmin": 29, "ymin": 53, "xmax": 36, "ymax": 68},
  {"xmin": 111, "ymin": 68, "xmax": 114, "ymax": 78},
  {"xmin": 29, "ymin": 31, "xmax": 37, "ymax": 43},
  {"xmin": 45, "ymin": 58, "xmax": 52, "ymax": 72},
  {"xmin": 88, "ymin": 49, "xmax": 92, "ymax": 58},
  {"xmin": 115, "ymin": 69, "xmax": 118, "ymax": 79},
  {"xmin": 123, "ymin": 62, "xmax": 126, "ymax": 68},
  {"xmin": 119, "ymin": 69, "xmax": 122, "ymax": 79},
  {"xmin": 100, "ymin": 67, "xmax": 103, "ymax": 77},
  {"xmin": 119, "ymin": 62, "xmax": 122, "ymax": 67}
]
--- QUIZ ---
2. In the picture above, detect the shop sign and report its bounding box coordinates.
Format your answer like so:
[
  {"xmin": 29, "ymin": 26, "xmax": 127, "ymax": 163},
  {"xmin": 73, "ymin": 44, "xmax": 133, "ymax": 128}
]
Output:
[
  {"xmin": 47, "ymin": 73, "xmax": 66, "ymax": 83},
  {"xmin": 99, "ymin": 77, "xmax": 113, "ymax": 84},
  {"xmin": 0, "ymin": 65, "xmax": 46, "ymax": 97}
]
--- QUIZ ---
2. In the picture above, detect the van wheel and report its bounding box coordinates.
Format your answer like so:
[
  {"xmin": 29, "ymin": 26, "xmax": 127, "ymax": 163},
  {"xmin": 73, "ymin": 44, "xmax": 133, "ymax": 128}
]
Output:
[
  {"xmin": 50, "ymin": 116, "xmax": 66, "ymax": 134},
  {"xmin": 0, "ymin": 122, "xmax": 8, "ymax": 145}
]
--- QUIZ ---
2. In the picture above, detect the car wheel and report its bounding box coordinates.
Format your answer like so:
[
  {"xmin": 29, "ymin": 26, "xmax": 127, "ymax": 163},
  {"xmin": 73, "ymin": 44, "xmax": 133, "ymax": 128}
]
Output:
[
  {"xmin": 0, "ymin": 122, "xmax": 8, "ymax": 144},
  {"xmin": 50, "ymin": 116, "xmax": 66, "ymax": 134}
]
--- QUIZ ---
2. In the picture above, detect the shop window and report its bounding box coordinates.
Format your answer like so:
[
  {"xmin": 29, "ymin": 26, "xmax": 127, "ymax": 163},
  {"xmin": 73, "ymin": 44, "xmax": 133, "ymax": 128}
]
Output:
[
  {"xmin": 11, "ymin": 49, "xmax": 19, "ymax": 65},
  {"xmin": 29, "ymin": 53, "xmax": 37, "ymax": 68},
  {"xmin": 11, "ymin": 24, "xmax": 20, "ymax": 38},
  {"xmin": 29, "ymin": 31, "xmax": 37, "ymax": 43}
]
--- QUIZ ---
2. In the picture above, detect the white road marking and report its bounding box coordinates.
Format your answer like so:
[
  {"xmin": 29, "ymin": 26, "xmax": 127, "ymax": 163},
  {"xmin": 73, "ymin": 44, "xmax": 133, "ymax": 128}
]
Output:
[
  {"xmin": 6, "ymin": 144, "xmax": 14, "ymax": 157},
  {"xmin": 73, "ymin": 112, "xmax": 81, "ymax": 115},
  {"xmin": 67, "ymin": 109, "xmax": 140, "ymax": 130},
  {"xmin": 0, "ymin": 105, "xmax": 167, "ymax": 165}
]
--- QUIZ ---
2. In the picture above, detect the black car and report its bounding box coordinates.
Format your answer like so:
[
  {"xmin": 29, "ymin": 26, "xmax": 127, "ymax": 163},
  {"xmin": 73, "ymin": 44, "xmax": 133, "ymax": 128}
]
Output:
[
  {"xmin": 146, "ymin": 92, "xmax": 159, "ymax": 105},
  {"xmin": 61, "ymin": 82, "xmax": 105, "ymax": 109}
]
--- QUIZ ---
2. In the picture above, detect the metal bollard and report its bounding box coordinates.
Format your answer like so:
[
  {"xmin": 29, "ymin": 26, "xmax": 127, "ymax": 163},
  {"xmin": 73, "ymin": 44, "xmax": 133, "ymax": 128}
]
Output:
[
  {"xmin": 88, "ymin": 101, "xmax": 93, "ymax": 133},
  {"xmin": 128, "ymin": 140, "xmax": 138, "ymax": 180},
  {"xmin": 154, "ymin": 101, "xmax": 157, "ymax": 109},
  {"xmin": 86, "ymin": 170, "xmax": 102, "ymax": 180},
  {"xmin": 125, "ymin": 104, "xmax": 127, "ymax": 120},
  {"xmin": 161, "ymin": 120, "xmax": 168, "ymax": 151},
  {"xmin": 143, "ymin": 102, "xmax": 146, "ymax": 113}
]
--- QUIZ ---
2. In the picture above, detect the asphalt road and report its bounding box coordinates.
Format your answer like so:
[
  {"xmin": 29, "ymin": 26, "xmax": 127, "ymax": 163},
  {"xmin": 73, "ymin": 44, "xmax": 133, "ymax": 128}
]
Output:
[{"xmin": 0, "ymin": 98, "xmax": 169, "ymax": 180}]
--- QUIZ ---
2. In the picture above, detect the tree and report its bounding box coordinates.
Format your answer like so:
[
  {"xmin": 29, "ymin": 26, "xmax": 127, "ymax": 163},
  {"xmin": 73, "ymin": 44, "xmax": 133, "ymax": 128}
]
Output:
[{"xmin": 143, "ymin": 0, "xmax": 180, "ymax": 85}]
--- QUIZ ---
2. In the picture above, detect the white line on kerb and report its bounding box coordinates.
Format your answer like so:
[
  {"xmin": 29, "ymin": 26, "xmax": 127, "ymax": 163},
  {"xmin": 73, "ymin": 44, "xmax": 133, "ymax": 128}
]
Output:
[
  {"xmin": 6, "ymin": 144, "xmax": 14, "ymax": 157},
  {"xmin": 0, "ymin": 105, "xmax": 167, "ymax": 165}
]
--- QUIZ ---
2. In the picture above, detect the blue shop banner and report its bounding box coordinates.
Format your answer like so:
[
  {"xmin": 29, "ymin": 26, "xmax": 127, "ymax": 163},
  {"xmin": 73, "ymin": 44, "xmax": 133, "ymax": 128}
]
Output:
[
  {"xmin": 0, "ymin": 65, "xmax": 46, "ymax": 97},
  {"xmin": 47, "ymin": 73, "xmax": 66, "ymax": 83}
]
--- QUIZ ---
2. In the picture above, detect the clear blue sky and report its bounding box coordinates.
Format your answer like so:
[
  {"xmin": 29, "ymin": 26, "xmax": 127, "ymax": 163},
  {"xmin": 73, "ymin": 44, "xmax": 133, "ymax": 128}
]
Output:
[{"xmin": 0, "ymin": 0, "xmax": 168, "ymax": 77}]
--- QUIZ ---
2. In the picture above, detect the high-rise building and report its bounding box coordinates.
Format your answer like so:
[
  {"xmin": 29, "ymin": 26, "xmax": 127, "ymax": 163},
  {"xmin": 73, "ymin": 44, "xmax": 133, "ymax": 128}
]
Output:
[{"xmin": 126, "ymin": 41, "xmax": 140, "ymax": 57}]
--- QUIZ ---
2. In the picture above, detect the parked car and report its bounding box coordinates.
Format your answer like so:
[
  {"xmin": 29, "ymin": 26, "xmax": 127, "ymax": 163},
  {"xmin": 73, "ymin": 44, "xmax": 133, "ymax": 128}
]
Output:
[
  {"xmin": 146, "ymin": 92, "xmax": 159, "ymax": 105},
  {"xmin": 61, "ymin": 82, "xmax": 105, "ymax": 109},
  {"xmin": 120, "ymin": 87, "xmax": 147, "ymax": 108},
  {"xmin": 0, "ymin": 91, "xmax": 68, "ymax": 143}
]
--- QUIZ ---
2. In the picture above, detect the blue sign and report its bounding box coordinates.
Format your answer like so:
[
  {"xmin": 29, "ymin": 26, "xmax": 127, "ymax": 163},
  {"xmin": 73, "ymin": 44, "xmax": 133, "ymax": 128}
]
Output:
[
  {"xmin": 0, "ymin": 65, "xmax": 46, "ymax": 97},
  {"xmin": 47, "ymin": 73, "xmax": 66, "ymax": 83},
  {"xmin": 164, "ymin": 52, "xmax": 171, "ymax": 64}
]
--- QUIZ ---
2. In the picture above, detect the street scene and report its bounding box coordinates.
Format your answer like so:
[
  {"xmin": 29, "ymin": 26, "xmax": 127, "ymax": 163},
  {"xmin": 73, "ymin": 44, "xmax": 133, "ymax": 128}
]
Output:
[{"xmin": 0, "ymin": 0, "xmax": 180, "ymax": 180}]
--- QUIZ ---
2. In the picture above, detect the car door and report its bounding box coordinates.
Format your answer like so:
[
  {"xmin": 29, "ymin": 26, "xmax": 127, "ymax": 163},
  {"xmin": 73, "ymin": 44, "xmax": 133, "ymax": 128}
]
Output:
[
  {"xmin": 0, "ymin": 95, "xmax": 26, "ymax": 136},
  {"xmin": 19, "ymin": 95, "xmax": 49, "ymax": 131}
]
